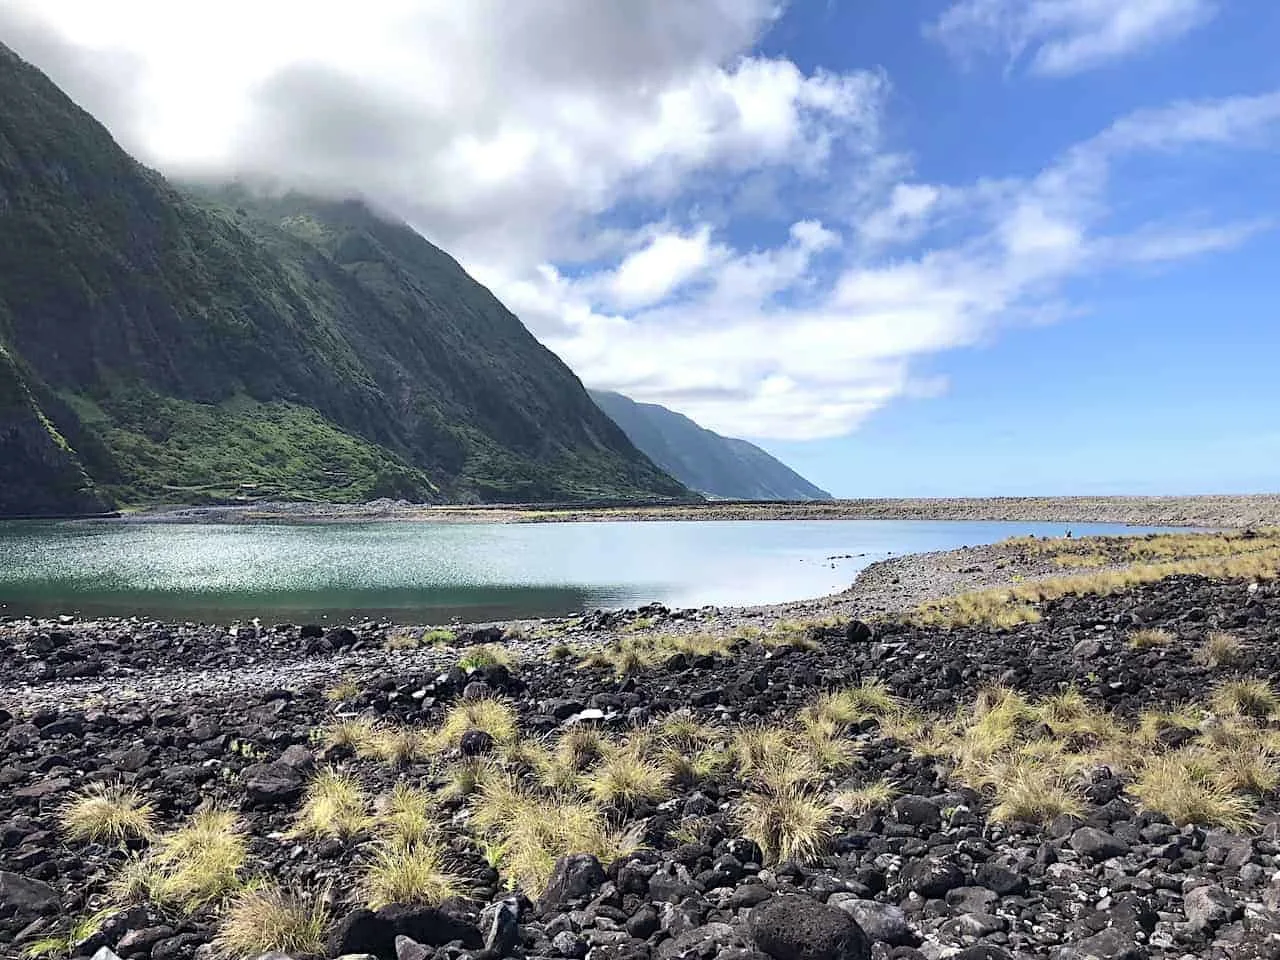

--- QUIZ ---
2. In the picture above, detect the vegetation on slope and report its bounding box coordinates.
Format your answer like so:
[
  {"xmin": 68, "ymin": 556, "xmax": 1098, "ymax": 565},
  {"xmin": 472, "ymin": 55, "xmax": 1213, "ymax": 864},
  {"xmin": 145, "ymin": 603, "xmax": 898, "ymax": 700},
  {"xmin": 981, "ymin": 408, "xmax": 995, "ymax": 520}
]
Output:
[{"xmin": 0, "ymin": 43, "xmax": 687, "ymax": 513}]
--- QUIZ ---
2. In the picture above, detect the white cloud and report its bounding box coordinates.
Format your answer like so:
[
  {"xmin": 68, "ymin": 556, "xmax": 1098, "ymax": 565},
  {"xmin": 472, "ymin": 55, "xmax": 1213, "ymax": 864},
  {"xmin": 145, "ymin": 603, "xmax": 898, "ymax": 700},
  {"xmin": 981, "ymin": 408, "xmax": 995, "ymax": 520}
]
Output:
[
  {"xmin": 2, "ymin": 3, "xmax": 1274, "ymax": 442},
  {"xmin": 858, "ymin": 183, "xmax": 944, "ymax": 245},
  {"xmin": 608, "ymin": 228, "xmax": 720, "ymax": 310},
  {"xmin": 929, "ymin": 0, "xmax": 1217, "ymax": 76}
]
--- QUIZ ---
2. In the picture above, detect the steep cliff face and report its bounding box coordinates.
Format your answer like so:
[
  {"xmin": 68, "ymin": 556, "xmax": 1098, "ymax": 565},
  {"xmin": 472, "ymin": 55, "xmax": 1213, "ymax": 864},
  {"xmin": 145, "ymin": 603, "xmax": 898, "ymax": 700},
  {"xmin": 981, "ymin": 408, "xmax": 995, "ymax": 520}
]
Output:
[
  {"xmin": 0, "ymin": 346, "xmax": 110, "ymax": 516},
  {"xmin": 591, "ymin": 390, "xmax": 833, "ymax": 501},
  {"xmin": 0, "ymin": 43, "xmax": 687, "ymax": 514}
]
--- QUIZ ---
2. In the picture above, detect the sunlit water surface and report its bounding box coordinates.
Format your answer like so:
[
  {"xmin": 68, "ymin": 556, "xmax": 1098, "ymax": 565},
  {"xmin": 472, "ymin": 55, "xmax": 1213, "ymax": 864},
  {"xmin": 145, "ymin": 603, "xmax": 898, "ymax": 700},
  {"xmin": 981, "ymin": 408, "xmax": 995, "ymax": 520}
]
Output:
[{"xmin": 0, "ymin": 519, "xmax": 1184, "ymax": 623}]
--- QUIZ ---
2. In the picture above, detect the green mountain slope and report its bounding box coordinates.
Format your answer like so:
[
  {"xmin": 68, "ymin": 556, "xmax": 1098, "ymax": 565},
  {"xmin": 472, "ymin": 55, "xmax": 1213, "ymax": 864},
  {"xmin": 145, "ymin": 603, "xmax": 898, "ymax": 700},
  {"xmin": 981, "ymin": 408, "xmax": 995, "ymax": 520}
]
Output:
[
  {"xmin": 0, "ymin": 43, "xmax": 688, "ymax": 514},
  {"xmin": 590, "ymin": 390, "xmax": 833, "ymax": 501}
]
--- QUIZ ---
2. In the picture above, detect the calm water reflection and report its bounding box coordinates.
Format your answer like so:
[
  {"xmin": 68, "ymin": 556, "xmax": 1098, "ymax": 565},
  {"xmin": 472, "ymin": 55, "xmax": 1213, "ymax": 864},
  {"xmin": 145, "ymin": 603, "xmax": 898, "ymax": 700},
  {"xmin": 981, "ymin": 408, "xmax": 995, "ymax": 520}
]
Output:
[{"xmin": 0, "ymin": 518, "xmax": 1184, "ymax": 623}]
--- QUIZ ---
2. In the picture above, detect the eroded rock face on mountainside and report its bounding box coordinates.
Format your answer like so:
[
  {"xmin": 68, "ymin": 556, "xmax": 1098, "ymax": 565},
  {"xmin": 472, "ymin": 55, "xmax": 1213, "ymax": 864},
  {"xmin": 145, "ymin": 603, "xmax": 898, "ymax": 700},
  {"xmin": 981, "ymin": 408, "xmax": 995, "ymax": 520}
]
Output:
[{"xmin": 0, "ymin": 347, "xmax": 111, "ymax": 517}]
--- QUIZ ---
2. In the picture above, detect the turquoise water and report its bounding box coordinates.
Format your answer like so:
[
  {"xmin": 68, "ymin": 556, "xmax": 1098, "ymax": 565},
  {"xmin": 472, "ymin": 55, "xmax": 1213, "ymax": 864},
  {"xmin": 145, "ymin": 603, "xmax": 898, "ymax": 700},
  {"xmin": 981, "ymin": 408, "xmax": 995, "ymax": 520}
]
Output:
[{"xmin": 0, "ymin": 519, "xmax": 1183, "ymax": 623}]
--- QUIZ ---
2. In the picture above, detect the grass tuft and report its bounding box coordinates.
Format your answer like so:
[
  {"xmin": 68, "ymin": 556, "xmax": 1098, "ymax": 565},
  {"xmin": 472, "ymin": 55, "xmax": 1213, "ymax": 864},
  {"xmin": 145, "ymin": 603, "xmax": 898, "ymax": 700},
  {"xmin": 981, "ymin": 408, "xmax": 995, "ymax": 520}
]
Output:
[
  {"xmin": 111, "ymin": 808, "xmax": 248, "ymax": 911},
  {"xmin": 361, "ymin": 841, "xmax": 462, "ymax": 909},
  {"xmin": 471, "ymin": 783, "xmax": 642, "ymax": 893},
  {"xmin": 1129, "ymin": 628, "xmax": 1175, "ymax": 650},
  {"xmin": 1197, "ymin": 631, "xmax": 1245, "ymax": 669},
  {"xmin": 1131, "ymin": 752, "xmax": 1256, "ymax": 830},
  {"xmin": 386, "ymin": 627, "xmax": 455, "ymax": 651},
  {"xmin": 832, "ymin": 779, "xmax": 897, "ymax": 815},
  {"xmin": 61, "ymin": 782, "xmax": 156, "ymax": 844},
  {"xmin": 321, "ymin": 718, "xmax": 377, "ymax": 753},
  {"xmin": 459, "ymin": 644, "xmax": 516, "ymax": 671},
  {"xmin": 362, "ymin": 724, "xmax": 434, "ymax": 766},
  {"xmin": 213, "ymin": 885, "xmax": 329, "ymax": 959},
  {"xmin": 1212, "ymin": 679, "xmax": 1278, "ymax": 719},
  {"xmin": 987, "ymin": 759, "xmax": 1084, "ymax": 825},
  {"xmin": 438, "ymin": 697, "xmax": 519, "ymax": 747},
  {"xmin": 324, "ymin": 675, "xmax": 362, "ymax": 703},
  {"xmin": 378, "ymin": 783, "xmax": 440, "ymax": 849},
  {"xmin": 737, "ymin": 786, "xmax": 834, "ymax": 863},
  {"xmin": 584, "ymin": 744, "xmax": 672, "ymax": 808},
  {"xmin": 292, "ymin": 769, "xmax": 369, "ymax": 840}
]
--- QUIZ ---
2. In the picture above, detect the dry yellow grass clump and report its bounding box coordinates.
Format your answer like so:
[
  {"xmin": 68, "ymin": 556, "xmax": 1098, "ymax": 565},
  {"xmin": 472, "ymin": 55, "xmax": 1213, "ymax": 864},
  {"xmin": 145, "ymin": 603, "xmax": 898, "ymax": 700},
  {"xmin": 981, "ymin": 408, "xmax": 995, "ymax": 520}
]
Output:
[
  {"xmin": 737, "ymin": 786, "xmax": 835, "ymax": 863},
  {"xmin": 437, "ymin": 696, "xmax": 519, "ymax": 747},
  {"xmin": 61, "ymin": 782, "xmax": 156, "ymax": 844},
  {"xmin": 877, "ymin": 682, "xmax": 1278, "ymax": 832},
  {"xmin": 386, "ymin": 627, "xmax": 456, "ymax": 651},
  {"xmin": 459, "ymin": 644, "xmax": 517, "ymax": 671},
  {"xmin": 583, "ymin": 744, "xmax": 672, "ymax": 808},
  {"xmin": 1197, "ymin": 631, "xmax": 1245, "ymax": 668},
  {"xmin": 213, "ymin": 886, "xmax": 330, "ymax": 959},
  {"xmin": 320, "ymin": 717, "xmax": 377, "ymax": 753},
  {"xmin": 324, "ymin": 675, "xmax": 362, "ymax": 703},
  {"xmin": 377, "ymin": 783, "xmax": 440, "ymax": 848},
  {"xmin": 832, "ymin": 779, "xmax": 897, "ymax": 814},
  {"xmin": 361, "ymin": 724, "xmax": 435, "ymax": 766},
  {"xmin": 361, "ymin": 841, "xmax": 463, "ymax": 909},
  {"xmin": 919, "ymin": 530, "xmax": 1280, "ymax": 628},
  {"xmin": 292, "ymin": 769, "xmax": 369, "ymax": 840},
  {"xmin": 470, "ymin": 771, "xmax": 641, "ymax": 893},
  {"xmin": 110, "ymin": 808, "xmax": 249, "ymax": 911},
  {"xmin": 1130, "ymin": 753, "xmax": 1255, "ymax": 831},
  {"xmin": 1129, "ymin": 627, "xmax": 1175, "ymax": 649}
]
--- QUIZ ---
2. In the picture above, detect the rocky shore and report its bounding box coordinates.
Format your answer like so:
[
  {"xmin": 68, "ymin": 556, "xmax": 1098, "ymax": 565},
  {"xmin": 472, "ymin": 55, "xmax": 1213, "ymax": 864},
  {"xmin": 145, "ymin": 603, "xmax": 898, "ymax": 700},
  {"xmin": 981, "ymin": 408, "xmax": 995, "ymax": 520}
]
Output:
[
  {"xmin": 4, "ymin": 536, "xmax": 1280, "ymax": 960},
  {"xmin": 117, "ymin": 494, "xmax": 1280, "ymax": 528}
]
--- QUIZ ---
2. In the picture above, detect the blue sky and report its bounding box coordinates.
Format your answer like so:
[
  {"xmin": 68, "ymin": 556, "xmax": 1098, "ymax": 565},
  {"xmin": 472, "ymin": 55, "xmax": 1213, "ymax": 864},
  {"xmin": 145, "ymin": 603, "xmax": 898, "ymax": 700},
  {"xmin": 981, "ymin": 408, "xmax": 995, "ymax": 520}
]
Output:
[
  {"xmin": 6, "ymin": 1, "xmax": 1279, "ymax": 496},
  {"xmin": 761, "ymin": 0, "xmax": 1280, "ymax": 495}
]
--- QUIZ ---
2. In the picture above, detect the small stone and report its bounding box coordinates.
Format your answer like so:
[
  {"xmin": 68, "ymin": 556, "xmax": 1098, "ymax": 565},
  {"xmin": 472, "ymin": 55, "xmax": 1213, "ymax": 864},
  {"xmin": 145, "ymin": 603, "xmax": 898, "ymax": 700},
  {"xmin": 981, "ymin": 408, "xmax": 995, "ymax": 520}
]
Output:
[
  {"xmin": 552, "ymin": 930, "xmax": 589, "ymax": 958},
  {"xmin": 1069, "ymin": 827, "xmax": 1130, "ymax": 861},
  {"xmin": 459, "ymin": 728, "xmax": 495, "ymax": 757},
  {"xmin": 1183, "ymin": 885, "xmax": 1238, "ymax": 931},
  {"xmin": 627, "ymin": 905, "xmax": 659, "ymax": 939},
  {"xmin": 891, "ymin": 796, "xmax": 942, "ymax": 831},
  {"xmin": 899, "ymin": 858, "xmax": 966, "ymax": 899},
  {"xmin": 482, "ymin": 895, "xmax": 520, "ymax": 954},
  {"xmin": 831, "ymin": 899, "xmax": 916, "ymax": 947}
]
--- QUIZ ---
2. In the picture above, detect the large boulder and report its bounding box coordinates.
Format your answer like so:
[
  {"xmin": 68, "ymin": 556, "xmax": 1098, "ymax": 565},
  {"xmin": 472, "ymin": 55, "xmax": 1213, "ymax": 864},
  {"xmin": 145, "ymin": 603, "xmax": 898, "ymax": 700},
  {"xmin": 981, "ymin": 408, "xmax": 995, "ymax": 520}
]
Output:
[
  {"xmin": 1069, "ymin": 827, "xmax": 1129, "ymax": 862},
  {"xmin": 540, "ymin": 854, "xmax": 606, "ymax": 911},
  {"xmin": 751, "ymin": 896, "xmax": 870, "ymax": 960},
  {"xmin": 899, "ymin": 858, "xmax": 965, "ymax": 899},
  {"xmin": 0, "ymin": 870, "xmax": 59, "ymax": 916},
  {"xmin": 242, "ymin": 761, "xmax": 305, "ymax": 808},
  {"xmin": 328, "ymin": 909, "xmax": 394, "ymax": 958},
  {"xmin": 376, "ymin": 903, "xmax": 483, "ymax": 949}
]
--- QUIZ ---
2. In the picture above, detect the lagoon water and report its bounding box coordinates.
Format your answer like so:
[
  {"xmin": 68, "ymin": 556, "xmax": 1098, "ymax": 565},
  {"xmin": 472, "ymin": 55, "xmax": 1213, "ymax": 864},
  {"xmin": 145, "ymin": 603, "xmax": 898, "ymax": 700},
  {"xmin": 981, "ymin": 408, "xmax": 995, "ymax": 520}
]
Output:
[{"xmin": 0, "ymin": 518, "xmax": 1183, "ymax": 623}]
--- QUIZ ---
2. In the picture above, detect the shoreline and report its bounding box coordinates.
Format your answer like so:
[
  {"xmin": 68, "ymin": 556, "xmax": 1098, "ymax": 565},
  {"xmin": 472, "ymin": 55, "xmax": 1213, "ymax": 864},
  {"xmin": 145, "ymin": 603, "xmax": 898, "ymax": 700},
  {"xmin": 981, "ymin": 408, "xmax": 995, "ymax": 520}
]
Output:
[
  {"xmin": 0, "ymin": 532, "xmax": 1217, "ymax": 709},
  {"xmin": 94, "ymin": 493, "xmax": 1280, "ymax": 528},
  {"xmin": 3, "ymin": 529, "xmax": 1280, "ymax": 959}
]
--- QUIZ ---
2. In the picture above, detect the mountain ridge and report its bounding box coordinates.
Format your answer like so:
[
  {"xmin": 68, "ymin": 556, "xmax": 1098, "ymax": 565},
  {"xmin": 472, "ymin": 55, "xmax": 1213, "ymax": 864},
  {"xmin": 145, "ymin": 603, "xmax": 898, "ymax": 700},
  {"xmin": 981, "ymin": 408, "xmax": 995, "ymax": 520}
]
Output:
[
  {"xmin": 589, "ymin": 389, "xmax": 832, "ymax": 501},
  {"xmin": 0, "ymin": 42, "xmax": 689, "ymax": 515}
]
